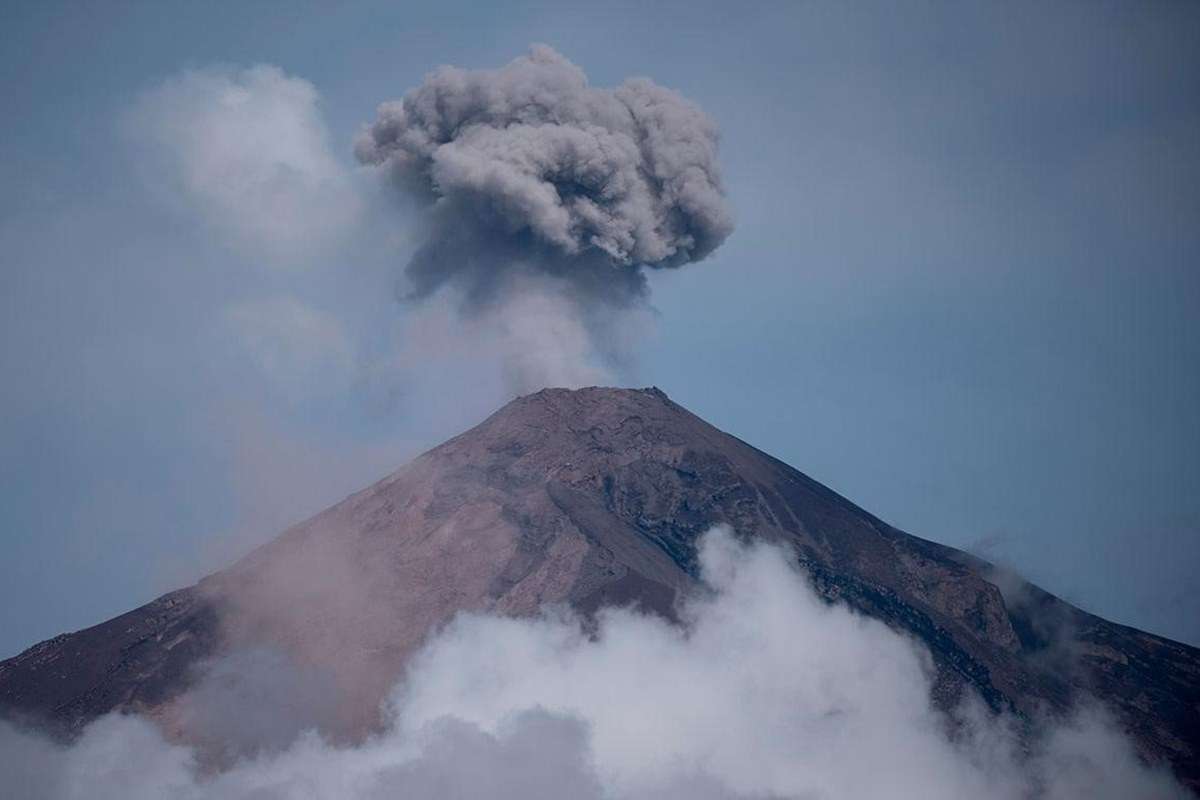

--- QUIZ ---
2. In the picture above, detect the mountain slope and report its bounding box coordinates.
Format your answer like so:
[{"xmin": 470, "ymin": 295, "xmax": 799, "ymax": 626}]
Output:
[{"xmin": 2, "ymin": 387, "xmax": 1197, "ymax": 785}]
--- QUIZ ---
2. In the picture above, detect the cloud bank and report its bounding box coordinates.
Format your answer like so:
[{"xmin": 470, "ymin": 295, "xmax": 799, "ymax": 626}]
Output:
[{"xmin": 2, "ymin": 530, "xmax": 1187, "ymax": 799}]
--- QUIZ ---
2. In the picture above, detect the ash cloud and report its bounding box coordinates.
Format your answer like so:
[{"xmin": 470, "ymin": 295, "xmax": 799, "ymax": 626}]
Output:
[
  {"xmin": 357, "ymin": 46, "xmax": 734, "ymax": 390},
  {"xmin": 1, "ymin": 530, "xmax": 1188, "ymax": 799}
]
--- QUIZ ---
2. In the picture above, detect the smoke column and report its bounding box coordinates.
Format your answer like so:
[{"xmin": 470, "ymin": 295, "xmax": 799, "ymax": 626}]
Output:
[{"xmin": 356, "ymin": 45, "xmax": 734, "ymax": 390}]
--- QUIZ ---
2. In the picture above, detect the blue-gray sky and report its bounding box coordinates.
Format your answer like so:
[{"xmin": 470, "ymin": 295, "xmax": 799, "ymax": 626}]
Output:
[{"xmin": 2, "ymin": 0, "xmax": 1198, "ymax": 657}]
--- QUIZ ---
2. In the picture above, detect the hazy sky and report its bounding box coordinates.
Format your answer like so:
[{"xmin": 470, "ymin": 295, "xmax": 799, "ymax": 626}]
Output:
[{"xmin": 2, "ymin": 0, "xmax": 1198, "ymax": 657}]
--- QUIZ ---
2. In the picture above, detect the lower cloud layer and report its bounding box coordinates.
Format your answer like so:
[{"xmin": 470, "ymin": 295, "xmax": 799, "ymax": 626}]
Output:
[{"xmin": 1, "ymin": 530, "xmax": 1189, "ymax": 799}]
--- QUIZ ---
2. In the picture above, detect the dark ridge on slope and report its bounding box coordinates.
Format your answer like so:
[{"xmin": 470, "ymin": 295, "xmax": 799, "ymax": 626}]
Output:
[{"xmin": 1, "ymin": 386, "xmax": 1197, "ymax": 788}]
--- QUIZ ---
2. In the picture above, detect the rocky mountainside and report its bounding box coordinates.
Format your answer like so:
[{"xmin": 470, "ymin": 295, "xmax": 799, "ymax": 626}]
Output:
[{"xmin": 2, "ymin": 387, "xmax": 1197, "ymax": 785}]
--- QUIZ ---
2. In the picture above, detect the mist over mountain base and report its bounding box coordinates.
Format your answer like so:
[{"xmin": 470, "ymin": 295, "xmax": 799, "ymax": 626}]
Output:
[{"xmin": 1, "ymin": 530, "xmax": 1188, "ymax": 800}]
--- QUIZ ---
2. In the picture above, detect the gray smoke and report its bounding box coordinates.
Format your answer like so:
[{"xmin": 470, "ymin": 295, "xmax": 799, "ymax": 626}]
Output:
[{"xmin": 356, "ymin": 45, "xmax": 733, "ymax": 347}]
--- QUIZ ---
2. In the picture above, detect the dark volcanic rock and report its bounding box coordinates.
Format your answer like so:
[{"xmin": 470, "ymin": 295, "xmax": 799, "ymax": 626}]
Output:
[{"xmin": 1, "ymin": 387, "xmax": 1197, "ymax": 786}]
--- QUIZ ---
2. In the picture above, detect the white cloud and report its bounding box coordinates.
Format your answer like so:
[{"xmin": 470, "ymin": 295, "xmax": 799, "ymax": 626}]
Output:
[
  {"xmin": 0, "ymin": 529, "xmax": 1188, "ymax": 799},
  {"xmin": 129, "ymin": 65, "xmax": 360, "ymax": 262}
]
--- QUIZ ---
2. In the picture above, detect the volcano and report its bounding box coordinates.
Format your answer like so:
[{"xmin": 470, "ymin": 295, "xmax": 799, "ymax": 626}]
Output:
[{"xmin": 1, "ymin": 387, "xmax": 1197, "ymax": 786}]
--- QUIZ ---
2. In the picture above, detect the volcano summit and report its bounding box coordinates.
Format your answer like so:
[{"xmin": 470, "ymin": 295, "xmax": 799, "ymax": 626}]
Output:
[{"xmin": 1, "ymin": 387, "xmax": 1197, "ymax": 791}]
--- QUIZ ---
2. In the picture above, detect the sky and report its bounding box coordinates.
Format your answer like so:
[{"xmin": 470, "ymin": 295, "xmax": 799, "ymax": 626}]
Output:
[{"xmin": 1, "ymin": 0, "xmax": 1198, "ymax": 659}]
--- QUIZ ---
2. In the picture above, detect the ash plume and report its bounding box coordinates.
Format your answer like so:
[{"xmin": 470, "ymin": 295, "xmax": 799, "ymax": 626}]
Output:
[{"xmin": 356, "ymin": 46, "xmax": 733, "ymax": 389}]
